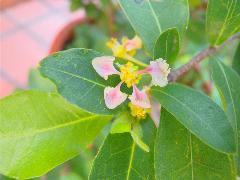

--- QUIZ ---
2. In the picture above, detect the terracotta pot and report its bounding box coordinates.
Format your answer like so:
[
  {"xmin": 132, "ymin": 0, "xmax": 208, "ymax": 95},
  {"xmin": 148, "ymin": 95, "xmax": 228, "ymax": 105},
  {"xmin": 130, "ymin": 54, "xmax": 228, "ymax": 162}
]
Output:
[
  {"xmin": 49, "ymin": 15, "xmax": 87, "ymax": 54},
  {"xmin": 0, "ymin": 0, "xmax": 22, "ymax": 10}
]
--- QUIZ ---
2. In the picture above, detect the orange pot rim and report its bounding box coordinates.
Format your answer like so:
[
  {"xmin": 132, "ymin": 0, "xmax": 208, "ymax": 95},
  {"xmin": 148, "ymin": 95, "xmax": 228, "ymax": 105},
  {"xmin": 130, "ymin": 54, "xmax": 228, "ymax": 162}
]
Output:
[{"xmin": 48, "ymin": 17, "xmax": 86, "ymax": 54}]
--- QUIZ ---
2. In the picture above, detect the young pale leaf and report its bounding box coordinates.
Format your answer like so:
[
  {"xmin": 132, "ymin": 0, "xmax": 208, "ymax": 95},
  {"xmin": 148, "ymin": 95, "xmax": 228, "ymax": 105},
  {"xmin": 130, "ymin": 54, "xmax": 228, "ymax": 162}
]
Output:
[
  {"xmin": 89, "ymin": 119, "xmax": 156, "ymax": 180},
  {"xmin": 153, "ymin": 28, "xmax": 180, "ymax": 64},
  {"xmin": 152, "ymin": 84, "xmax": 235, "ymax": 153},
  {"xmin": 233, "ymin": 43, "xmax": 240, "ymax": 75},
  {"xmin": 110, "ymin": 112, "xmax": 132, "ymax": 134},
  {"xmin": 0, "ymin": 91, "xmax": 112, "ymax": 179},
  {"xmin": 155, "ymin": 109, "xmax": 236, "ymax": 179},
  {"xmin": 111, "ymin": 113, "xmax": 150, "ymax": 152},
  {"xmin": 206, "ymin": 0, "xmax": 240, "ymax": 45},
  {"xmin": 130, "ymin": 123, "xmax": 149, "ymax": 152},
  {"xmin": 118, "ymin": 0, "xmax": 189, "ymax": 53},
  {"xmin": 210, "ymin": 59, "xmax": 240, "ymax": 174},
  {"xmin": 39, "ymin": 48, "xmax": 120, "ymax": 115}
]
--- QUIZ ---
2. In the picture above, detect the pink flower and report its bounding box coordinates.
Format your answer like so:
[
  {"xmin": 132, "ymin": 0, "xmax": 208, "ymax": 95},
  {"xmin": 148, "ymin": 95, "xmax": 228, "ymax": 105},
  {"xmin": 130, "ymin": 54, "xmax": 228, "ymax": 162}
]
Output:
[
  {"xmin": 92, "ymin": 55, "xmax": 170, "ymax": 112},
  {"xmin": 150, "ymin": 100, "xmax": 161, "ymax": 127},
  {"xmin": 139, "ymin": 58, "xmax": 170, "ymax": 87},
  {"xmin": 122, "ymin": 36, "xmax": 142, "ymax": 51},
  {"xmin": 92, "ymin": 56, "xmax": 120, "ymax": 80},
  {"xmin": 104, "ymin": 83, "xmax": 127, "ymax": 109},
  {"xmin": 129, "ymin": 85, "xmax": 151, "ymax": 108}
]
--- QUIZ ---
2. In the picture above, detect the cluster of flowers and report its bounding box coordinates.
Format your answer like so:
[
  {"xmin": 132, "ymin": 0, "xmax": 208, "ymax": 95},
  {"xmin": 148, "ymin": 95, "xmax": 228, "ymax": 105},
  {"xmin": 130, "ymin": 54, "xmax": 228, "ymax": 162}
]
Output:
[{"xmin": 92, "ymin": 36, "xmax": 170, "ymax": 127}]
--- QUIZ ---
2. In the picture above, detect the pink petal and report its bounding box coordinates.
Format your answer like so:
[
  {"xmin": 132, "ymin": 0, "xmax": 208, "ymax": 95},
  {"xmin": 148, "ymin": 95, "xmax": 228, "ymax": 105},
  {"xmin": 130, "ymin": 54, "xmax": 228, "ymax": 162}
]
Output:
[
  {"xmin": 129, "ymin": 85, "xmax": 151, "ymax": 108},
  {"xmin": 150, "ymin": 101, "xmax": 161, "ymax": 128},
  {"xmin": 92, "ymin": 56, "xmax": 120, "ymax": 80},
  {"xmin": 104, "ymin": 83, "xmax": 127, "ymax": 109},
  {"xmin": 147, "ymin": 58, "xmax": 170, "ymax": 87},
  {"xmin": 123, "ymin": 36, "xmax": 142, "ymax": 51}
]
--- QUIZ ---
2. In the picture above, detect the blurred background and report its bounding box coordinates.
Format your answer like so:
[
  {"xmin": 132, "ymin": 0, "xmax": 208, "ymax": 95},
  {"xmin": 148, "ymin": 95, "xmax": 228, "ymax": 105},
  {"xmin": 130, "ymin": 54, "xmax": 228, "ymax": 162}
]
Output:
[
  {"xmin": 0, "ymin": 0, "xmax": 136, "ymax": 98},
  {"xmin": 0, "ymin": 0, "xmax": 86, "ymax": 97},
  {"xmin": 0, "ymin": 0, "xmax": 239, "ymax": 179}
]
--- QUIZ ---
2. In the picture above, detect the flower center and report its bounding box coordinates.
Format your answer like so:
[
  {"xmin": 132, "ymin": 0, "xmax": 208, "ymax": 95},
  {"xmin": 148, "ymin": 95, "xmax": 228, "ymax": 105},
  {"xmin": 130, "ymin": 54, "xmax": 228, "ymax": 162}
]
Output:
[
  {"xmin": 120, "ymin": 62, "xmax": 140, "ymax": 88},
  {"xmin": 128, "ymin": 103, "xmax": 147, "ymax": 120}
]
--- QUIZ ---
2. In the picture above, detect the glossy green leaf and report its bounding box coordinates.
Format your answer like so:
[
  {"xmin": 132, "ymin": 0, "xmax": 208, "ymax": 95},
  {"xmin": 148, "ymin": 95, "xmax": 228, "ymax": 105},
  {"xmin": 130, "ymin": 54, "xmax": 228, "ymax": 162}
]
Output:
[
  {"xmin": 118, "ymin": 0, "xmax": 189, "ymax": 53},
  {"xmin": 153, "ymin": 28, "xmax": 179, "ymax": 64},
  {"xmin": 206, "ymin": 0, "xmax": 240, "ymax": 45},
  {"xmin": 89, "ymin": 119, "xmax": 156, "ymax": 179},
  {"xmin": 155, "ymin": 109, "xmax": 236, "ymax": 179},
  {"xmin": 0, "ymin": 91, "xmax": 111, "ymax": 179},
  {"xmin": 28, "ymin": 69, "xmax": 56, "ymax": 92},
  {"xmin": 210, "ymin": 59, "xmax": 240, "ymax": 174},
  {"xmin": 233, "ymin": 43, "xmax": 240, "ymax": 75},
  {"xmin": 152, "ymin": 84, "xmax": 235, "ymax": 153},
  {"xmin": 39, "ymin": 48, "xmax": 120, "ymax": 115}
]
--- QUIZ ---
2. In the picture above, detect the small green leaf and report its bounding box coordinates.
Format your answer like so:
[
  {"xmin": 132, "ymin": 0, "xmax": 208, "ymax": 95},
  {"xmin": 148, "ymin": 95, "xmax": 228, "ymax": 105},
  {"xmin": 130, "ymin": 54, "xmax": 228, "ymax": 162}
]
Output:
[
  {"xmin": 0, "ymin": 91, "xmax": 112, "ymax": 179},
  {"xmin": 110, "ymin": 112, "xmax": 132, "ymax": 134},
  {"xmin": 233, "ymin": 43, "xmax": 240, "ymax": 75},
  {"xmin": 89, "ymin": 119, "xmax": 156, "ymax": 179},
  {"xmin": 130, "ymin": 123, "xmax": 150, "ymax": 152},
  {"xmin": 155, "ymin": 109, "xmax": 236, "ymax": 179},
  {"xmin": 118, "ymin": 0, "xmax": 189, "ymax": 53},
  {"xmin": 154, "ymin": 28, "xmax": 180, "ymax": 64},
  {"xmin": 210, "ymin": 59, "xmax": 240, "ymax": 174},
  {"xmin": 111, "ymin": 113, "xmax": 150, "ymax": 152},
  {"xmin": 206, "ymin": 0, "xmax": 240, "ymax": 45},
  {"xmin": 39, "ymin": 48, "xmax": 120, "ymax": 115},
  {"xmin": 152, "ymin": 83, "xmax": 235, "ymax": 153}
]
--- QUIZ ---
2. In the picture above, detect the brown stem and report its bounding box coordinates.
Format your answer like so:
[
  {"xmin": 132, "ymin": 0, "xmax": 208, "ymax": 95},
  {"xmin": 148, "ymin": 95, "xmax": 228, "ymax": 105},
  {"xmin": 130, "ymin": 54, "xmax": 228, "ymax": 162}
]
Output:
[{"xmin": 168, "ymin": 32, "xmax": 240, "ymax": 82}]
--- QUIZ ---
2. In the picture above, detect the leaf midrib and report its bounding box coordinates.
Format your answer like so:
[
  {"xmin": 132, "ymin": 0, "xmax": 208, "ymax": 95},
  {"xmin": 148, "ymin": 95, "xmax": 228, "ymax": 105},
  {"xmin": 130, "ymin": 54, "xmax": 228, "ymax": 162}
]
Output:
[
  {"xmin": 146, "ymin": 0, "xmax": 162, "ymax": 33},
  {"xmin": 153, "ymin": 88, "xmax": 227, "ymax": 149},
  {"xmin": 41, "ymin": 66, "xmax": 106, "ymax": 88},
  {"xmin": 189, "ymin": 132, "xmax": 194, "ymax": 180},
  {"xmin": 126, "ymin": 142, "xmax": 136, "ymax": 180},
  {"xmin": 0, "ymin": 115, "xmax": 103, "ymax": 139},
  {"xmin": 213, "ymin": 0, "xmax": 239, "ymax": 45},
  {"xmin": 118, "ymin": 0, "xmax": 162, "ymax": 35},
  {"xmin": 215, "ymin": 61, "xmax": 237, "ymax": 129}
]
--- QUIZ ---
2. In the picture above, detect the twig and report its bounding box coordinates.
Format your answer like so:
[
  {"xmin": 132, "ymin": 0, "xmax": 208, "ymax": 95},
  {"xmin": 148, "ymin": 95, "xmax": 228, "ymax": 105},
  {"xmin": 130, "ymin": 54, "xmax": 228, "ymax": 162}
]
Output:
[{"xmin": 168, "ymin": 32, "xmax": 240, "ymax": 82}]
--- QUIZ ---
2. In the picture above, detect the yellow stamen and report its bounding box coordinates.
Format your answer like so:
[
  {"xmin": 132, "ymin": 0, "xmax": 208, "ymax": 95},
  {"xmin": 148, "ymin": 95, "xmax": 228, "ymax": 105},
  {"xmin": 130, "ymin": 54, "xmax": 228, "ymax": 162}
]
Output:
[
  {"xmin": 106, "ymin": 38, "xmax": 127, "ymax": 58},
  {"xmin": 106, "ymin": 37, "xmax": 147, "ymax": 67},
  {"xmin": 106, "ymin": 38, "xmax": 117, "ymax": 49},
  {"xmin": 129, "ymin": 103, "xmax": 147, "ymax": 120},
  {"xmin": 120, "ymin": 62, "xmax": 140, "ymax": 88},
  {"xmin": 113, "ymin": 45, "xmax": 126, "ymax": 58}
]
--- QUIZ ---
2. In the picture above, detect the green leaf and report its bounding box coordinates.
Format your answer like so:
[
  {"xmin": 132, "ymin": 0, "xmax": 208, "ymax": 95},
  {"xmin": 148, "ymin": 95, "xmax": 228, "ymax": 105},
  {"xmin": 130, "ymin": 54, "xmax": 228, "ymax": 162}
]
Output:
[
  {"xmin": 206, "ymin": 0, "xmax": 240, "ymax": 45},
  {"xmin": 118, "ymin": 0, "xmax": 189, "ymax": 53},
  {"xmin": 155, "ymin": 109, "xmax": 236, "ymax": 179},
  {"xmin": 152, "ymin": 83, "xmax": 235, "ymax": 153},
  {"xmin": 39, "ymin": 48, "xmax": 120, "ymax": 115},
  {"xmin": 28, "ymin": 69, "xmax": 56, "ymax": 92},
  {"xmin": 0, "ymin": 91, "xmax": 112, "ymax": 179},
  {"xmin": 89, "ymin": 119, "xmax": 156, "ymax": 180},
  {"xmin": 233, "ymin": 43, "xmax": 240, "ymax": 75},
  {"xmin": 210, "ymin": 59, "xmax": 240, "ymax": 174},
  {"xmin": 153, "ymin": 28, "xmax": 180, "ymax": 64}
]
